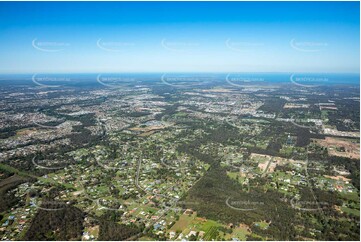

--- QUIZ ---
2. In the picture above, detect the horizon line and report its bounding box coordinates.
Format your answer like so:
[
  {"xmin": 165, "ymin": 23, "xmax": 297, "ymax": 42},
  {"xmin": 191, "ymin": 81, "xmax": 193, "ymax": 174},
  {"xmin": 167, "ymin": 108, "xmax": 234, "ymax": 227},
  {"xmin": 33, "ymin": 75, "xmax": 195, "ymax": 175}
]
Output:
[{"xmin": 0, "ymin": 71, "xmax": 360, "ymax": 75}]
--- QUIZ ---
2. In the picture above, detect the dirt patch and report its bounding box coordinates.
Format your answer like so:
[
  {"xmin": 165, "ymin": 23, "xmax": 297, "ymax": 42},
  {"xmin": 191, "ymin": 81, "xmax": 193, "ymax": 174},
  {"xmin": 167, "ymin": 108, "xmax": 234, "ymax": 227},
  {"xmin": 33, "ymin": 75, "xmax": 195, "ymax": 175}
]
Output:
[
  {"xmin": 324, "ymin": 175, "xmax": 351, "ymax": 182},
  {"xmin": 88, "ymin": 225, "xmax": 99, "ymax": 237},
  {"xmin": 252, "ymin": 153, "xmax": 305, "ymax": 174},
  {"xmin": 16, "ymin": 128, "xmax": 38, "ymax": 136},
  {"xmin": 170, "ymin": 213, "xmax": 196, "ymax": 232},
  {"xmin": 313, "ymin": 137, "xmax": 360, "ymax": 159},
  {"xmin": 239, "ymin": 223, "xmax": 251, "ymax": 231},
  {"xmin": 129, "ymin": 122, "xmax": 173, "ymax": 134}
]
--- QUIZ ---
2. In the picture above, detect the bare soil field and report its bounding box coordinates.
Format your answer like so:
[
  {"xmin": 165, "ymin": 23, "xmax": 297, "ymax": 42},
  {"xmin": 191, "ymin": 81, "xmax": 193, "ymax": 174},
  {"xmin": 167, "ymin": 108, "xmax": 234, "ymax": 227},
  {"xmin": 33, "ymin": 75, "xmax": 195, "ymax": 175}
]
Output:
[{"xmin": 313, "ymin": 137, "xmax": 360, "ymax": 159}]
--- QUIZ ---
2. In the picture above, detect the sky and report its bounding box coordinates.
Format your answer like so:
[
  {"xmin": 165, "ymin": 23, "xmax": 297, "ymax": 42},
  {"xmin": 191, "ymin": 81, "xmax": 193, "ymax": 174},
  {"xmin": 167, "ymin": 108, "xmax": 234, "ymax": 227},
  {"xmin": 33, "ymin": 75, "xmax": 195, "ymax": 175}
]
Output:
[{"xmin": 0, "ymin": 1, "xmax": 359, "ymax": 74}]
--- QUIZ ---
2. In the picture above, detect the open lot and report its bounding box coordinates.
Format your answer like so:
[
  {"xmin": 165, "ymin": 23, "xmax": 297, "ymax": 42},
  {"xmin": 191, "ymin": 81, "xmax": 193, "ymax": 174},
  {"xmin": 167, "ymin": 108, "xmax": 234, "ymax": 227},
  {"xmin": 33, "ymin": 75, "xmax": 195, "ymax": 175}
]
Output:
[{"xmin": 313, "ymin": 137, "xmax": 360, "ymax": 159}]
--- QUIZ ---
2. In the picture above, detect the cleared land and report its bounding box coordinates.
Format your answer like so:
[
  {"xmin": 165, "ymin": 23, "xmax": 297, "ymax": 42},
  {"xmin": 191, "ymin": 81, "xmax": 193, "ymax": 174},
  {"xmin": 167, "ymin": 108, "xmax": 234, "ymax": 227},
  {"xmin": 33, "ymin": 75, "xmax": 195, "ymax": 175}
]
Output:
[{"xmin": 313, "ymin": 137, "xmax": 360, "ymax": 159}]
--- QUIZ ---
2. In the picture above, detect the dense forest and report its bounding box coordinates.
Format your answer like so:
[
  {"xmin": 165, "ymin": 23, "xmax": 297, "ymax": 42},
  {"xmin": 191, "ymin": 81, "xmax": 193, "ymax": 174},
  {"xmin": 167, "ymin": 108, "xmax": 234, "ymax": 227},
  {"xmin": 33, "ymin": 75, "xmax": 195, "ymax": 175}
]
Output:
[
  {"xmin": 23, "ymin": 201, "xmax": 84, "ymax": 241},
  {"xmin": 98, "ymin": 211, "xmax": 143, "ymax": 240}
]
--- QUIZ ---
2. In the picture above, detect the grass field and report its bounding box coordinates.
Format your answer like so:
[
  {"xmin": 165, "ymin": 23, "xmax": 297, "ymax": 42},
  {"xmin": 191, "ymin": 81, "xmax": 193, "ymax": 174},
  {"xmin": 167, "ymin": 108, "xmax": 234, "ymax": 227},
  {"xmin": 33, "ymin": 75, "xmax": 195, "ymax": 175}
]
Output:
[
  {"xmin": 203, "ymin": 226, "xmax": 220, "ymax": 240},
  {"xmin": 341, "ymin": 206, "xmax": 360, "ymax": 216},
  {"xmin": 339, "ymin": 191, "xmax": 359, "ymax": 202},
  {"xmin": 224, "ymin": 225, "xmax": 250, "ymax": 241},
  {"xmin": 254, "ymin": 220, "xmax": 270, "ymax": 230},
  {"xmin": 169, "ymin": 213, "xmax": 196, "ymax": 232}
]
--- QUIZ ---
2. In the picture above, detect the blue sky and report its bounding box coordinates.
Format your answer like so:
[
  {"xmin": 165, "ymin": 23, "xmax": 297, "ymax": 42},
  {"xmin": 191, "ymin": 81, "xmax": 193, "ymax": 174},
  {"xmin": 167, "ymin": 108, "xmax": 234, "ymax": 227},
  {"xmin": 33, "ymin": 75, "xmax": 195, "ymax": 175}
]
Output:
[{"xmin": 0, "ymin": 1, "xmax": 359, "ymax": 74}]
